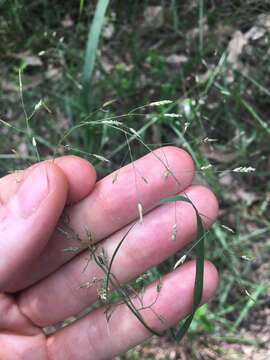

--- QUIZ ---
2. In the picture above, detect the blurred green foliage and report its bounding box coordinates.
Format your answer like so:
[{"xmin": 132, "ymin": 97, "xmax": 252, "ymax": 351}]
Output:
[{"xmin": 0, "ymin": 1, "xmax": 269, "ymax": 358}]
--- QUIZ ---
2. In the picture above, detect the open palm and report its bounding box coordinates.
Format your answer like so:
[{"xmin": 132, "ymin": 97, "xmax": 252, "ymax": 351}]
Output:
[{"xmin": 0, "ymin": 147, "xmax": 219, "ymax": 360}]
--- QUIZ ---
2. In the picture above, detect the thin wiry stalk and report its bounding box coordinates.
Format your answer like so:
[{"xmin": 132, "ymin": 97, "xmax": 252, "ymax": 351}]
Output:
[
  {"xmin": 45, "ymin": 105, "xmax": 207, "ymax": 341},
  {"xmin": 87, "ymin": 243, "xmax": 164, "ymax": 337},
  {"xmin": 104, "ymin": 223, "xmax": 137, "ymax": 299}
]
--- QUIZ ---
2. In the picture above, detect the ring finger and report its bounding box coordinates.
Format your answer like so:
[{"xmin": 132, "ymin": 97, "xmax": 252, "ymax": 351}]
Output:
[{"xmin": 18, "ymin": 185, "xmax": 218, "ymax": 327}]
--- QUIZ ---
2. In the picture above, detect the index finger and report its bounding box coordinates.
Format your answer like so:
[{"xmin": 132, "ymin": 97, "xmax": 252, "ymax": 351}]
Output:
[{"xmin": 7, "ymin": 147, "xmax": 195, "ymax": 292}]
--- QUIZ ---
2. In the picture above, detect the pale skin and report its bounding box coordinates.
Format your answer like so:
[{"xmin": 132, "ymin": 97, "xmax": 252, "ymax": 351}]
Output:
[{"xmin": 0, "ymin": 147, "xmax": 219, "ymax": 360}]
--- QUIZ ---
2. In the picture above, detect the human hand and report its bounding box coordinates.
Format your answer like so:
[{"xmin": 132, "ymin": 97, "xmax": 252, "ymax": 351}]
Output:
[{"xmin": 0, "ymin": 147, "xmax": 219, "ymax": 360}]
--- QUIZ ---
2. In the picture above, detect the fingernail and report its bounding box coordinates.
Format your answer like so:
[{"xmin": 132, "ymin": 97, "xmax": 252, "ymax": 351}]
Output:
[{"xmin": 9, "ymin": 164, "xmax": 50, "ymax": 218}]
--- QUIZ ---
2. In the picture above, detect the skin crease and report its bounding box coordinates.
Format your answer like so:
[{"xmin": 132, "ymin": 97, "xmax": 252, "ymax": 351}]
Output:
[{"xmin": 0, "ymin": 147, "xmax": 219, "ymax": 360}]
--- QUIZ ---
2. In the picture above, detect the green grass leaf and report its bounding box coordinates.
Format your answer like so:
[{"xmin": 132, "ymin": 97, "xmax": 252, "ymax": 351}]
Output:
[
  {"xmin": 82, "ymin": 0, "xmax": 110, "ymax": 99},
  {"xmin": 79, "ymin": 0, "xmax": 85, "ymax": 17},
  {"xmin": 159, "ymin": 195, "xmax": 205, "ymax": 341}
]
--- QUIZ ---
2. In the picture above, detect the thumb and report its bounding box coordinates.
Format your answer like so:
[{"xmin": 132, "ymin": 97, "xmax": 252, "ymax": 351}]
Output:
[{"xmin": 0, "ymin": 162, "xmax": 68, "ymax": 291}]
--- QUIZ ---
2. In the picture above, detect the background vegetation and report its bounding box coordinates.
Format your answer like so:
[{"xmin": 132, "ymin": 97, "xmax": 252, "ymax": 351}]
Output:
[{"xmin": 0, "ymin": 1, "xmax": 269, "ymax": 358}]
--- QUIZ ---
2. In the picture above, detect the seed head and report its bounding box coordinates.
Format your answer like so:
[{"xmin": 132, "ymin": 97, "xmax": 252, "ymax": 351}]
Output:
[
  {"xmin": 138, "ymin": 203, "xmax": 143, "ymax": 224},
  {"xmin": 148, "ymin": 100, "xmax": 173, "ymax": 107}
]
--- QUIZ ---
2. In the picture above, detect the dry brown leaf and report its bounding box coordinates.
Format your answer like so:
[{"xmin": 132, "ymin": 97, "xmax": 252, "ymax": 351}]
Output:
[
  {"xmin": 103, "ymin": 23, "xmax": 114, "ymax": 39},
  {"xmin": 23, "ymin": 55, "xmax": 43, "ymax": 67},
  {"xmin": 166, "ymin": 54, "xmax": 188, "ymax": 67},
  {"xmin": 4, "ymin": 51, "xmax": 43, "ymax": 67},
  {"xmin": 245, "ymin": 14, "xmax": 270, "ymax": 41},
  {"xmin": 200, "ymin": 144, "xmax": 236, "ymax": 163},
  {"xmin": 219, "ymin": 173, "xmax": 234, "ymax": 186},
  {"xmin": 1, "ymin": 80, "xmax": 18, "ymax": 92},
  {"xmin": 227, "ymin": 30, "xmax": 248, "ymax": 67},
  {"xmin": 45, "ymin": 66, "xmax": 62, "ymax": 81},
  {"xmin": 235, "ymin": 189, "xmax": 259, "ymax": 206},
  {"xmin": 186, "ymin": 23, "xmax": 209, "ymax": 40},
  {"xmin": 143, "ymin": 6, "xmax": 164, "ymax": 29},
  {"xmin": 21, "ymin": 74, "xmax": 43, "ymax": 89},
  {"xmin": 61, "ymin": 15, "xmax": 74, "ymax": 28}
]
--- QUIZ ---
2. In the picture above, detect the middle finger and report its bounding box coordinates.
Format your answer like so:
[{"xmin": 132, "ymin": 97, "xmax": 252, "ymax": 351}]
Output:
[
  {"xmin": 18, "ymin": 185, "xmax": 218, "ymax": 327},
  {"xmin": 7, "ymin": 147, "xmax": 194, "ymax": 292}
]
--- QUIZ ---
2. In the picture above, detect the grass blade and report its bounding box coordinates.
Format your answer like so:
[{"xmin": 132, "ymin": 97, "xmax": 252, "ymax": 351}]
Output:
[
  {"xmin": 82, "ymin": 0, "xmax": 110, "ymax": 98},
  {"xmin": 79, "ymin": 0, "xmax": 85, "ymax": 17},
  {"xmin": 239, "ymin": 98, "xmax": 270, "ymax": 134},
  {"xmin": 231, "ymin": 284, "xmax": 265, "ymax": 332},
  {"xmin": 104, "ymin": 223, "xmax": 137, "ymax": 299},
  {"xmin": 159, "ymin": 195, "xmax": 205, "ymax": 341}
]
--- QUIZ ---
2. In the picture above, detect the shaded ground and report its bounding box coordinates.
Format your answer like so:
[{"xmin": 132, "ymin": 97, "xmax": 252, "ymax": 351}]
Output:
[{"xmin": 0, "ymin": 1, "xmax": 270, "ymax": 359}]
